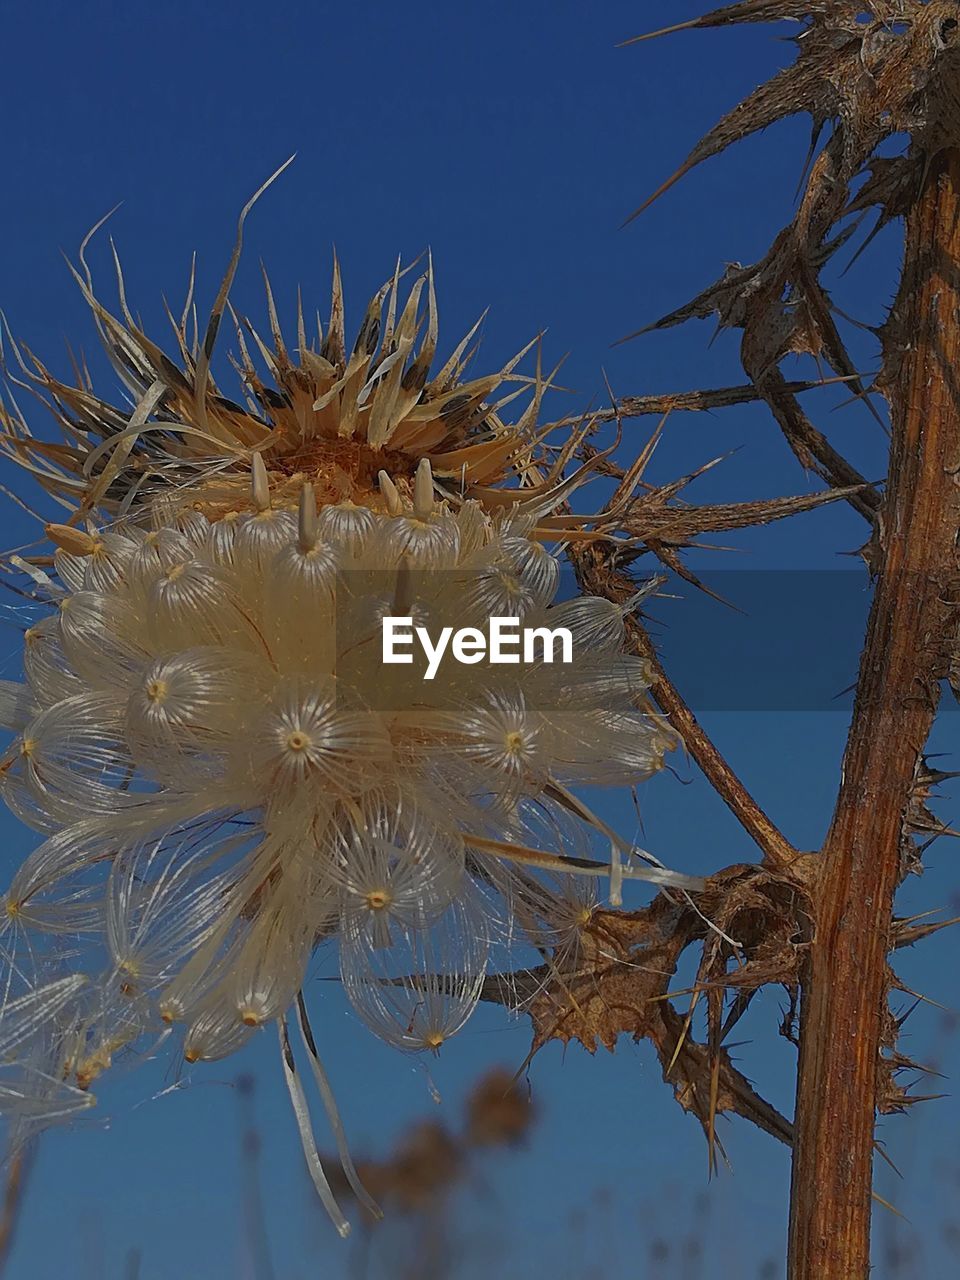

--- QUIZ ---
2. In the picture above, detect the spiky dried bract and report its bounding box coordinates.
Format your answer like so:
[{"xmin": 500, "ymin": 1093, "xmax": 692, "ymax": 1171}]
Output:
[
  {"xmin": 632, "ymin": 3, "xmax": 960, "ymax": 219},
  {"xmin": 481, "ymin": 866, "xmax": 804, "ymax": 1164},
  {"xmin": 625, "ymin": 2, "xmax": 960, "ymax": 480},
  {"xmin": 0, "ymin": 255, "xmax": 560, "ymax": 526}
]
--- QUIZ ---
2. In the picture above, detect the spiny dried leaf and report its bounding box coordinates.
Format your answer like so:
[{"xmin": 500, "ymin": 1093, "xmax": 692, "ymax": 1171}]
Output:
[
  {"xmin": 576, "ymin": 379, "xmax": 881, "ymax": 522},
  {"xmin": 623, "ymin": 483, "xmax": 868, "ymax": 543},
  {"xmin": 632, "ymin": 3, "xmax": 960, "ymax": 220},
  {"xmin": 845, "ymin": 154, "xmax": 927, "ymax": 226},
  {"xmin": 556, "ymin": 380, "xmax": 849, "ymax": 432},
  {"xmin": 540, "ymin": 907, "xmax": 686, "ymax": 1051},
  {"xmin": 623, "ymin": 1, "xmax": 843, "ymax": 46},
  {"xmin": 624, "ymin": 3, "xmax": 960, "ymax": 501},
  {"xmin": 481, "ymin": 865, "xmax": 807, "ymax": 1153},
  {"xmin": 627, "ymin": 53, "xmax": 839, "ymax": 221},
  {"xmin": 655, "ymin": 1002, "xmax": 794, "ymax": 1149}
]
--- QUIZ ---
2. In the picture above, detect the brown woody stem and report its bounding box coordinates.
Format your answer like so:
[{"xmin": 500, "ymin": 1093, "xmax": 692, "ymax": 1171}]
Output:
[
  {"xmin": 573, "ymin": 545, "xmax": 798, "ymax": 869},
  {"xmin": 787, "ymin": 149, "xmax": 960, "ymax": 1278},
  {"xmin": 626, "ymin": 619, "xmax": 797, "ymax": 870}
]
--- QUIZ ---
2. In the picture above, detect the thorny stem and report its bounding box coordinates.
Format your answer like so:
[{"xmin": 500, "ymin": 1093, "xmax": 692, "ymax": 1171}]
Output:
[
  {"xmin": 554, "ymin": 382, "xmax": 883, "ymax": 520},
  {"xmin": 0, "ymin": 1146, "xmax": 34, "ymax": 1277},
  {"xmin": 574, "ymin": 548, "xmax": 798, "ymax": 869},
  {"xmin": 627, "ymin": 620, "xmax": 798, "ymax": 870},
  {"xmin": 788, "ymin": 149, "xmax": 960, "ymax": 1279},
  {"xmin": 551, "ymin": 379, "xmax": 834, "ymax": 427},
  {"xmin": 751, "ymin": 368, "xmax": 882, "ymax": 523}
]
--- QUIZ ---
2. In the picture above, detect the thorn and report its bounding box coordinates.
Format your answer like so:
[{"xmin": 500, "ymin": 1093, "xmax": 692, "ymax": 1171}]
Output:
[
  {"xmin": 621, "ymin": 161, "xmax": 696, "ymax": 226},
  {"xmin": 894, "ymin": 997, "xmax": 924, "ymax": 1029},
  {"xmin": 378, "ymin": 469, "xmax": 403, "ymax": 517},
  {"xmin": 922, "ymin": 765, "xmax": 960, "ymax": 785},
  {"xmin": 250, "ymin": 452, "xmax": 271, "ymax": 512},
  {"xmin": 393, "ymin": 554, "xmax": 413, "ymax": 617},
  {"xmin": 413, "ymin": 457, "xmax": 434, "ymax": 520},
  {"xmin": 45, "ymin": 523, "xmax": 99, "ymax": 556},
  {"xmin": 616, "ymin": 18, "xmax": 702, "ymax": 48},
  {"xmin": 298, "ymin": 482, "xmax": 318, "ymax": 551}
]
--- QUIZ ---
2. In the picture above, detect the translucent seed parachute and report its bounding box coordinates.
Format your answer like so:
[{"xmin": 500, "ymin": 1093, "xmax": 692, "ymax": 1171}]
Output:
[{"xmin": 0, "ymin": 214, "xmax": 700, "ymax": 1233}]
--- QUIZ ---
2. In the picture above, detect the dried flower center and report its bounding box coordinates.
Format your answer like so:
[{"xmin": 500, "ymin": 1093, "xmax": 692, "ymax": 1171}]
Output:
[
  {"xmin": 146, "ymin": 679, "xmax": 168, "ymax": 705},
  {"xmin": 286, "ymin": 729, "xmax": 312, "ymax": 753},
  {"xmin": 365, "ymin": 889, "xmax": 392, "ymax": 911}
]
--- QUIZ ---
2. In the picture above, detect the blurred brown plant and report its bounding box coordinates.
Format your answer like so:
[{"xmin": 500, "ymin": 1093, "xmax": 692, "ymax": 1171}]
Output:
[{"xmin": 322, "ymin": 1066, "xmax": 535, "ymax": 1224}]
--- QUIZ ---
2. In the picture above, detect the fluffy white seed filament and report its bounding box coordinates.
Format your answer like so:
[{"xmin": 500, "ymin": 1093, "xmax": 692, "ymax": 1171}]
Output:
[
  {"xmin": 278, "ymin": 1018, "xmax": 351, "ymax": 1238},
  {"xmin": 0, "ymin": 492, "xmax": 701, "ymax": 1226}
]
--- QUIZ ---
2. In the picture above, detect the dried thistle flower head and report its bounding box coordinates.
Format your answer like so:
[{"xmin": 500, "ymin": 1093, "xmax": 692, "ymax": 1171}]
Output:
[
  {"xmin": 0, "ymin": 204, "xmax": 700, "ymax": 1235},
  {"xmin": 0, "ymin": 231, "xmax": 562, "ymax": 527}
]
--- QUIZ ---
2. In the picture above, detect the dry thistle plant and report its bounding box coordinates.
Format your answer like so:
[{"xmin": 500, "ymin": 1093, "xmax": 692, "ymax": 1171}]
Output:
[
  {"xmin": 484, "ymin": 4, "xmax": 960, "ymax": 1277},
  {"xmin": 0, "ymin": 4, "xmax": 957, "ymax": 1272},
  {"xmin": 0, "ymin": 164, "xmax": 715, "ymax": 1238}
]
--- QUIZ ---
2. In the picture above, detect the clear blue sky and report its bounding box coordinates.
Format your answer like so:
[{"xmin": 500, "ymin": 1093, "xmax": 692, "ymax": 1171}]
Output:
[{"xmin": 1, "ymin": 3, "xmax": 957, "ymax": 1277}]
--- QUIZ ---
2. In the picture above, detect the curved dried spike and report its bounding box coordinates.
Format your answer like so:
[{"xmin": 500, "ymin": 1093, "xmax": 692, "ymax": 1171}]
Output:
[
  {"xmin": 79, "ymin": 378, "xmax": 168, "ymax": 515},
  {"xmin": 260, "ymin": 261, "xmax": 286, "ymax": 364},
  {"xmin": 297, "ymin": 481, "xmax": 318, "ymax": 550},
  {"xmin": 295, "ymin": 285, "xmax": 307, "ymax": 355},
  {"xmin": 352, "ymin": 278, "xmax": 392, "ymax": 359},
  {"xmin": 250, "ymin": 452, "xmax": 271, "ymax": 511},
  {"xmin": 413, "ymin": 458, "xmax": 434, "ymax": 519},
  {"xmin": 323, "ymin": 251, "xmax": 345, "ymax": 366},
  {"xmin": 180, "ymin": 252, "xmax": 197, "ymax": 341},
  {"xmin": 108, "ymin": 238, "xmax": 138, "ymax": 333},
  {"xmin": 377, "ymin": 469, "xmax": 403, "ymax": 516},
  {"xmin": 619, "ymin": 1, "xmax": 823, "ymax": 46},
  {"xmin": 77, "ymin": 204, "xmax": 122, "ymax": 304},
  {"xmin": 193, "ymin": 155, "xmax": 296, "ymax": 433}
]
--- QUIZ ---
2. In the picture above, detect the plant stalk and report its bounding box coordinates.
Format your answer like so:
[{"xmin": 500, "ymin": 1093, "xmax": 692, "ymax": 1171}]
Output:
[{"xmin": 787, "ymin": 148, "xmax": 960, "ymax": 1277}]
